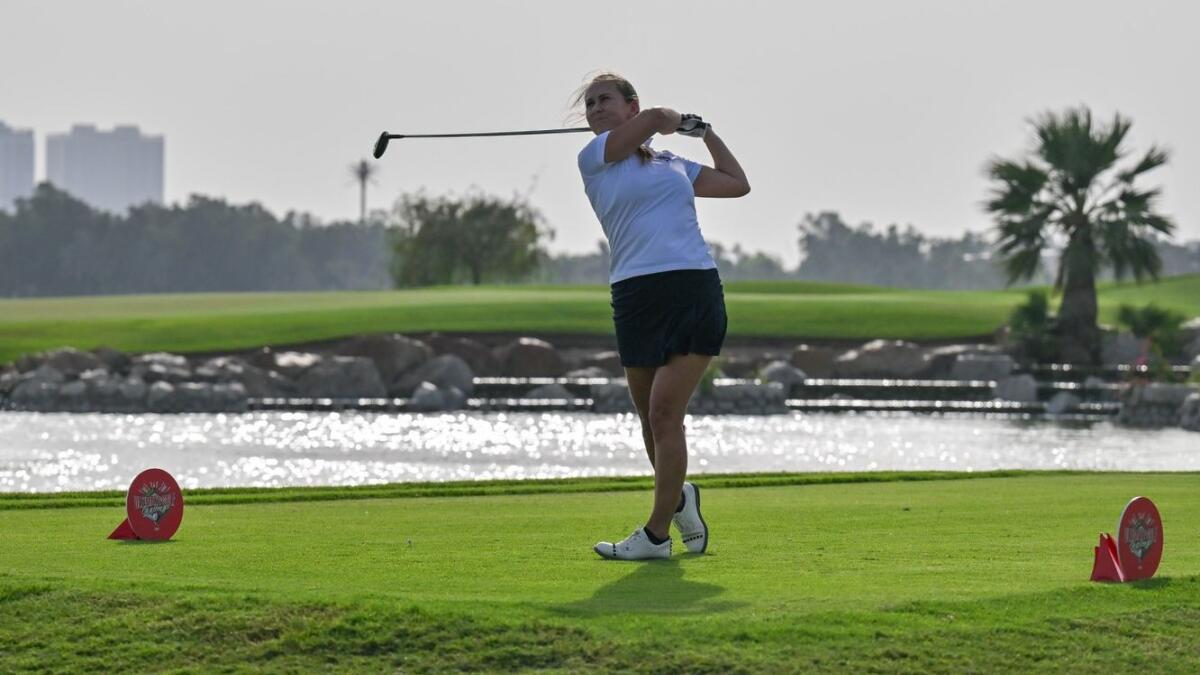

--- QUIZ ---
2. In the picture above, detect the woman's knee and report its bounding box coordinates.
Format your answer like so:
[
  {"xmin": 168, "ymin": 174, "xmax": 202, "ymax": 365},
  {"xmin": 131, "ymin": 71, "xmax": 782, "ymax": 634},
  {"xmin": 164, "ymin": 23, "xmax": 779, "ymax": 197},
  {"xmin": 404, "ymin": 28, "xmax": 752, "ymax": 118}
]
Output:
[{"xmin": 648, "ymin": 401, "xmax": 685, "ymax": 439}]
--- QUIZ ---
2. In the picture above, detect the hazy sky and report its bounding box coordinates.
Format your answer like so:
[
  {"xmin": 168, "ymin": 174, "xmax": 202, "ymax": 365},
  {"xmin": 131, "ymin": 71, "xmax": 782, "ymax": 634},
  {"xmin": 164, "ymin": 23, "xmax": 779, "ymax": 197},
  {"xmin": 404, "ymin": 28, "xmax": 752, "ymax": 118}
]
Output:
[{"xmin": 4, "ymin": 0, "xmax": 1197, "ymax": 266}]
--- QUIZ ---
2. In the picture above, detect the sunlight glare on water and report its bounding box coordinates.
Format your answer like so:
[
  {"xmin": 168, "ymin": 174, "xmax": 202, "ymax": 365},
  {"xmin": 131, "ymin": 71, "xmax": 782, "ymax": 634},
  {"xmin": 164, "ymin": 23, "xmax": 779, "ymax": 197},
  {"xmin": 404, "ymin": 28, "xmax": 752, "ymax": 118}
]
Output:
[{"xmin": 0, "ymin": 411, "xmax": 1195, "ymax": 492}]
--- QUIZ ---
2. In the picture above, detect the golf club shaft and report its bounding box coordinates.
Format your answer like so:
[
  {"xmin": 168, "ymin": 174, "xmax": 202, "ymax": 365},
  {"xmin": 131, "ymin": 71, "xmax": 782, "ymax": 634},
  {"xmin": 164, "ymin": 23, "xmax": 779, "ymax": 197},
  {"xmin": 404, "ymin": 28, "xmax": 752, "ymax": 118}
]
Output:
[{"xmin": 386, "ymin": 127, "xmax": 590, "ymax": 140}]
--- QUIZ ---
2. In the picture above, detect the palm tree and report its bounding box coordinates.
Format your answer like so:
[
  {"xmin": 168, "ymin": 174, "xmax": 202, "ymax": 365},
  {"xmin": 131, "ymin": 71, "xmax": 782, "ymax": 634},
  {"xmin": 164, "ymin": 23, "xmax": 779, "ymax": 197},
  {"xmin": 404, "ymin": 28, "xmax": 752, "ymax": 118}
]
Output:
[
  {"xmin": 349, "ymin": 159, "xmax": 379, "ymax": 224},
  {"xmin": 985, "ymin": 107, "xmax": 1174, "ymax": 364}
]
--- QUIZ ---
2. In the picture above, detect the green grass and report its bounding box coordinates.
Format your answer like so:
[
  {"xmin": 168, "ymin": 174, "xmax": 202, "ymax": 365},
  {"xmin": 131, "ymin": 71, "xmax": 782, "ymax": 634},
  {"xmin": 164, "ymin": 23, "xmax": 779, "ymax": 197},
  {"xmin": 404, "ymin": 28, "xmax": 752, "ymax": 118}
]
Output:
[
  {"xmin": 1, "ymin": 275, "xmax": 1198, "ymax": 364},
  {"xmin": 2, "ymin": 472, "xmax": 1198, "ymax": 672}
]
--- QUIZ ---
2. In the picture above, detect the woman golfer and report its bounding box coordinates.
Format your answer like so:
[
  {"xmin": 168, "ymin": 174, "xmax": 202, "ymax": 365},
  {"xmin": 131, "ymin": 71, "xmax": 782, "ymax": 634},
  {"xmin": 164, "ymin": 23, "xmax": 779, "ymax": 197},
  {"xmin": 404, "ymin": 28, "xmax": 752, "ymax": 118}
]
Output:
[{"xmin": 572, "ymin": 73, "xmax": 750, "ymax": 560}]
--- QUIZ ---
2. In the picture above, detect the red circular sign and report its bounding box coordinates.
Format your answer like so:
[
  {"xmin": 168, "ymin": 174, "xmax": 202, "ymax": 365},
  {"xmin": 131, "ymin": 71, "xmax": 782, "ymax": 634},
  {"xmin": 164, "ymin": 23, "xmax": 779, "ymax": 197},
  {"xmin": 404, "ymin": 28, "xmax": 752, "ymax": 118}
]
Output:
[
  {"xmin": 1116, "ymin": 496, "xmax": 1163, "ymax": 580},
  {"xmin": 125, "ymin": 468, "xmax": 184, "ymax": 541}
]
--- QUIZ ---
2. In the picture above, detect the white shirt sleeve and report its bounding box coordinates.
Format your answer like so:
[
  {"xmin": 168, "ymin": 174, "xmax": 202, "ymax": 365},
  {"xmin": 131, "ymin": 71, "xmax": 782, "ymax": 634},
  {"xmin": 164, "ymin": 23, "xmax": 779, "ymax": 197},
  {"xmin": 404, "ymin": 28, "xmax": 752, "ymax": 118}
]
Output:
[
  {"xmin": 577, "ymin": 131, "xmax": 610, "ymax": 178},
  {"xmin": 660, "ymin": 150, "xmax": 703, "ymax": 183}
]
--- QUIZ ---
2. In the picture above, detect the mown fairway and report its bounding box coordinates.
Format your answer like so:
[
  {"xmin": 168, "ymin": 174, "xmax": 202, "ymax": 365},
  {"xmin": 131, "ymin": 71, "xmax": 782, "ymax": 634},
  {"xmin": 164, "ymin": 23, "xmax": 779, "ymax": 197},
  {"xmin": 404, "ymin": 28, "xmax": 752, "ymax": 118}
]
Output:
[
  {"xmin": 2, "ymin": 472, "xmax": 1198, "ymax": 672},
  {"xmin": 1, "ymin": 275, "xmax": 1198, "ymax": 363}
]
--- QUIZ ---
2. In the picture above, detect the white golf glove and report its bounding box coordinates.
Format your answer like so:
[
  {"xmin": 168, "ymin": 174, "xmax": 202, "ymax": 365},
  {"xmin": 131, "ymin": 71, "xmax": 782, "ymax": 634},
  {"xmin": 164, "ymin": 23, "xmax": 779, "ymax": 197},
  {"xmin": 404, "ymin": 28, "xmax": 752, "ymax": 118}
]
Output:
[{"xmin": 676, "ymin": 113, "xmax": 709, "ymax": 138}]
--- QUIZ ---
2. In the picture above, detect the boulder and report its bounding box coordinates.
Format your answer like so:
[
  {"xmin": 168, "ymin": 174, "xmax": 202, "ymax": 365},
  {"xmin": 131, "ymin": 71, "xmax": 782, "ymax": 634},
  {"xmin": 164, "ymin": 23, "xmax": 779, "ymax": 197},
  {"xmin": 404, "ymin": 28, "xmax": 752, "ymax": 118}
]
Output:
[
  {"xmin": 294, "ymin": 356, "xmax": 387, "ymax": 399},
  {"xmin": 1132, "ymin": 383, "xmax": 1197, "ymax": 405},
  {"xmin": 199, "ymin": 356, "xmax": 295, "ymax": 398},
  {"xmin": 13, "ymin": 353, "xmax": 42, "ymax": 374},
  {"xmin": 146, "ymin": 381, "xmax": 175, "ymax": 412},
  {"xmin": 1045, "ymin": 391, "xmax": 1082, "ymax": 415},
  {"xmin": 833, "ymin": 340, "xmax": 929, "ymax": 379},
  {"xmin": 789, "ymin": 344, "xmax": 837, "ymax": 378},
  {"xmin": 57, "ymin": 380, "xmax": 88, "ymax": 411},
  {"xmin": 134, "ymin": 352, "xmax": 190, "ymax": 369},
  {"xmin": 130, "ymin": 352, "xmax": 192, "ymax": 384},
  {"xmin": 1185, "ymin": 335, "xmax": 1200, "ymax": 362},
  {"xmin": 407, "ymin": 382, "xmax": 446, "ymax": 412},
  {"xmin": 147, "ymin": 381, "xmax": 250, "ymax": 413},
  {"xmin": 270, "ymin": 351, "xmax": 323, "ymax": 380},
  {"xmin": 198, "ymin": 356, "xmax": 248, "ymax": 378},
  {"xmin": 992, "ymin": 324, "xmax": 1015, "ymax": 355},
  {"xmin": 1082, "ymin": 375, "xmax": 1118, "ymax": 402},
  {"xmin": 117, "ymin": 376, "xmax": 149, "ymax": 409},
  {"xmin": 924, "ymin": 344, "xmax": 1001, "ymax": 378},
  {"xmin": 9, "ymin": 376, "xmax": 60, "ymax": 411},
  {"xmin": 0, "ymin": 367, "xmax": 20, "ymax": 397},
  {"xmin": 993, "ymin": 375, "xmax": 1039, "ymax": 403},
  {"xmin": 1179, "ymin": 318, "xmax": 1200, "ymax": 348},
  {"xmin": 244, "ymin": 347, "xmax": 278, "ymax": 371},
  {"xmin": 564, "ymin": 367, "xmax": 611, "ymax": 380},
  {"xmin": 335, "ymin": 334, "xmax": 433, "ymax": 383},
  {"xmin": 705, "ymin": 356, "xmax": 748, "ymax": 378},
  {"xmin": 442, "ymin": 386, "xmax": 467, "ymax": 411},
  {"xmin": 948, "ymin": 354, "xmax": 1015, "ymax": 382},
  {"xmin": 427, "ymin": 334, "xmax": 501, "ymax": 376},
  {"xmin": 78, "ymin": 368, "xmax": 122, "ymax": 411},
  {"xmin": 1181, "ymin": 393, "xmax": 1200, "ymax": 432},
  {"xmin": 1100, "ymin": 331, "xmax": 1145, "ymax": 367},
  {"xmin": 405, "ymin": 382, "xmax": 466, "ymax": 412},
  {"xmin": 392, "ymin": 354, "xmax": 475, "ymax": 396},
  {"xmin": 41, "ymin": 347, "xmax": 106, "ymax": 378},
  {"xmin": 243, "ymin": 369, "xmax": 297, "ymax": 398},
  {"xmin": 1117, "ymin": 383, "xmax": 1200, "ymax": 428},
  {"xmin": 131, "ymin": 362, "xmax": 192, "ymax": 385},
  {"xmin": 494, "ymin": 338, "xmax": 567, "ymax": 377},
  {"xmin": 582, "ymin": 351, "xmax": 624, "ymax": 377},
  {"xmin": 525, "ymin": 383, "xmax": 573, "ymax": 400},
  {"xmin": 759, "ymin": 360, "xmax": 807, "ymax": 388},
  {"xmin": 591, "ymin": 379, "xmax": 636, "ymax": 413},
  {"xmin": 91, "ymin": 346, "xmax": 132, "ymax": 374},
  {"xmin": 690, "ymin": 382, "xmax": 788, "ymax": 415}
]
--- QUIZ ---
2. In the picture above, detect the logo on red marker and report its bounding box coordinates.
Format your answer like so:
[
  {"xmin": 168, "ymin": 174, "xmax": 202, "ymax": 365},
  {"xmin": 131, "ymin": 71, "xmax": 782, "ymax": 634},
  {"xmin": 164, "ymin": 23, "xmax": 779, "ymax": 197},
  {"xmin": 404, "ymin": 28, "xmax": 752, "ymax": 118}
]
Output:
[
  {"xmin": 109, "ymin": 468, "xmax": 184, "ymax": 541},
  {"xmin": 1116, "ymin": 496, "xmax": 1162, "ymax": 580}
]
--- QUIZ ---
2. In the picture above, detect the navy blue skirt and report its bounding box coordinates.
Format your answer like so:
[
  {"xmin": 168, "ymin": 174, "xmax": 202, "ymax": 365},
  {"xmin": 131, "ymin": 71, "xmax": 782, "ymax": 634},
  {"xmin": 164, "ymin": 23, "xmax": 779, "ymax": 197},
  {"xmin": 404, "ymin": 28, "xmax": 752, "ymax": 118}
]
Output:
[{"xmin": 610, "ymin": 268, "xmax": 727, "ymax": 368}]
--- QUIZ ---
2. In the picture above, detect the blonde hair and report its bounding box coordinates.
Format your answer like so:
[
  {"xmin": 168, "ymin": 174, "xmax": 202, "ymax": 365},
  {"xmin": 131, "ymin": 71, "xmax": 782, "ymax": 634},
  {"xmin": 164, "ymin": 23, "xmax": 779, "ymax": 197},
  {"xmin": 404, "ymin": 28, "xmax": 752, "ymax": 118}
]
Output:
[{"xmin": 568, "ymin": 71, "xmax": 655, "ymax": 164}]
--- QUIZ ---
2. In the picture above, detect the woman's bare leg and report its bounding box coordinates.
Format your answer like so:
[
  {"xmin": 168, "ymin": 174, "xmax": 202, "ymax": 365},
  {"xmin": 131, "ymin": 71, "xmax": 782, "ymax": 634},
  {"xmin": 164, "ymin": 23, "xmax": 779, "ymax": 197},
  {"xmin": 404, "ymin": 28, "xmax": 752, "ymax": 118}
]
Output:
[
  {"xmin": 644, "ymin": 353, "xmax": 711, "ymax": 540},
  {"xmin": 624, "ymin": 366, "xmax": 657, "ymax": 466}
]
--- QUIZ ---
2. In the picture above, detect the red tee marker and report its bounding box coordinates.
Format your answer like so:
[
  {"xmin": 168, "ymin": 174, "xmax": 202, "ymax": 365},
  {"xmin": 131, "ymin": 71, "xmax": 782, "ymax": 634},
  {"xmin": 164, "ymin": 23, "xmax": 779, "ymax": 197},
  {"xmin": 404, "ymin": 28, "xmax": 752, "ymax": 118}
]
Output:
[
  {"xmin": 1089, "ymin": 533, "xmax": 1124, "ymax": 582},
  {"xmin": 1090, "ymin": 496, "xmax": 1162, "ymax": 583},
  {"xmin": 108, "ymin": 468, "xmax": 184, "ymax": 541},
  {"xmin": 1116, "ymin": 496, "xmax": 1163, "ymax": 581}
]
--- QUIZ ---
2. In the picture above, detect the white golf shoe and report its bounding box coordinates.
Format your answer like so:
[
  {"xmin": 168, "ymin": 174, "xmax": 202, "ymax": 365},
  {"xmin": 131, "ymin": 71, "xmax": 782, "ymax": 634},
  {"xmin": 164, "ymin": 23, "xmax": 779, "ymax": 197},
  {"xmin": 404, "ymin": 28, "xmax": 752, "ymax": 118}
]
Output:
[
  {"xmin": 672, "ymin": 482, "xmax": 709, "ymax": 553},
  {"xmin": 594, "ymin": 527, "xmax": 671, "ymax": 560}
]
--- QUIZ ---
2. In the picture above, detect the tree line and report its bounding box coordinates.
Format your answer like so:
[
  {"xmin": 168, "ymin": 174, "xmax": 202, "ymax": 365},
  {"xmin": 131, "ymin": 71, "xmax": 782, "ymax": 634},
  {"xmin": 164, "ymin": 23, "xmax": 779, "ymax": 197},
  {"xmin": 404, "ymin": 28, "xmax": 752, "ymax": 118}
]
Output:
[
  {"xmin": 1, "ymin": 178, "xmax": 1195, "ymax": 298},
  {"xmin": 0, "ymin": 184, "xmax": 391, "ymax": 296}
]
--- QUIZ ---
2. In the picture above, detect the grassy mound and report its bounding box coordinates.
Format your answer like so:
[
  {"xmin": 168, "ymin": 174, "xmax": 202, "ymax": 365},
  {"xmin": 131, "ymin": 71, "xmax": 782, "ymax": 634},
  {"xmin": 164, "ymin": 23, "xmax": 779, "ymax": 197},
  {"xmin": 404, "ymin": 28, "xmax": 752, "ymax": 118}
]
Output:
[
  {"xmin": 2, "ymin": 472, "xmax": 1197, "ymax": 672},
  {"xmin": 0, "ymin": 275, "xmax": 1197, "ymax": 364}
]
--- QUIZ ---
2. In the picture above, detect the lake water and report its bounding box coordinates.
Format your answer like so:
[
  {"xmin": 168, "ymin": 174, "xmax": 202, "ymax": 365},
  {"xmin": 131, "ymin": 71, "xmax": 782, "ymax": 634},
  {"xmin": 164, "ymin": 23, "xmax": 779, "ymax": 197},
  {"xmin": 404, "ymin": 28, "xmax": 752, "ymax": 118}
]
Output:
[{"xmin": 1, "ymin": 411, "xmax": 1195, "ymax": 493}]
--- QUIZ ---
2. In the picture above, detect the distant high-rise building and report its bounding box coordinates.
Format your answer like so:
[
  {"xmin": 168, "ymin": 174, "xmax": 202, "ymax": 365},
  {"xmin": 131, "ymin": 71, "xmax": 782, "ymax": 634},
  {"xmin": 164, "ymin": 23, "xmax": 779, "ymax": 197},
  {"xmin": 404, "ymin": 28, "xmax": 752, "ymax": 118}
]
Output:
[
  {"xmin": 46, "ymin": 124, "xmax": 163, "ymax": 213},
  {"xmin": 0, "ymin": 121, "xmax": 35, "ymax": 212}
]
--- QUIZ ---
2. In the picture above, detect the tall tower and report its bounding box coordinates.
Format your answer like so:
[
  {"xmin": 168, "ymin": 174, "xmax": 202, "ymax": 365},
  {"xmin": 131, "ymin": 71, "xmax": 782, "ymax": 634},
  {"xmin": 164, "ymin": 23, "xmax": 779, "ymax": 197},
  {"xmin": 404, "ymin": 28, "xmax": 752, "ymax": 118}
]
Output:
[
  {"xmin": 46, "ymin": 124, "xmax": 164, "ymax": 213},
  {"xmin": 0, "ymin": 121, "xmax": 35, "ymax": 212}
]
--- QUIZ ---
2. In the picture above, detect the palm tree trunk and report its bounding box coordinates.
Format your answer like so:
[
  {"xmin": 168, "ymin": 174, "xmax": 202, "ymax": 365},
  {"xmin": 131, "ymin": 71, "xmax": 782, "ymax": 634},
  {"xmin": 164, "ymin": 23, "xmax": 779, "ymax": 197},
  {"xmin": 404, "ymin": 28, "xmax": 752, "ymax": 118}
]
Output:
[
  {"xmin": 359, "ymin": 180, "xmax": 367, "ymax": 224},
  {"xmin": 1056, "ymin": 235, "xmax": 1101, "ymax": 364}
]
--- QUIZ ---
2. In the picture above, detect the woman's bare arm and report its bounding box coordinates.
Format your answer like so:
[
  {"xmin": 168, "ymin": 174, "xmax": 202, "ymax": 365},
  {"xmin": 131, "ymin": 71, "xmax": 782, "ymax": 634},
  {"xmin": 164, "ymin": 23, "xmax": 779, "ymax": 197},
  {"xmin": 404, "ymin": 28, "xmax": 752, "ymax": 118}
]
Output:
[
  {"xmin": 693, "ymin": 129, "xmax": 750, "ymax": 198},
  {"xmin": 603, "ymin": 107, "xmax": 682, "ymax": 163}
]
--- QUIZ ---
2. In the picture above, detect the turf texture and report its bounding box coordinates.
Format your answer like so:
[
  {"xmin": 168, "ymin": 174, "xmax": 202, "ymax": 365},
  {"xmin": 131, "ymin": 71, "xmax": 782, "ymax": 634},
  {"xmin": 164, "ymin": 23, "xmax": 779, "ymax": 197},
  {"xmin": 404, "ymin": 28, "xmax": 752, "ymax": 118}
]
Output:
[
  {"xmin": 1, "ymin": 275, "xmax": 1197, "ymax": 364},
  {"xmin": 2, "ymin": 471, "xmax": 1198, "ymax": 672}
]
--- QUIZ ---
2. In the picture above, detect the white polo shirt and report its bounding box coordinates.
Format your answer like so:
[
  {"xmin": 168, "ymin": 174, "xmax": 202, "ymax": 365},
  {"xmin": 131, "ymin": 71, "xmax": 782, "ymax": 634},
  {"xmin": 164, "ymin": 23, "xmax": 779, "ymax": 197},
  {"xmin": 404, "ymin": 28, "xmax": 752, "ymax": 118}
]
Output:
[{"xmin": 578, "ymin": 131, "xmax": 717, "ymax": 284}]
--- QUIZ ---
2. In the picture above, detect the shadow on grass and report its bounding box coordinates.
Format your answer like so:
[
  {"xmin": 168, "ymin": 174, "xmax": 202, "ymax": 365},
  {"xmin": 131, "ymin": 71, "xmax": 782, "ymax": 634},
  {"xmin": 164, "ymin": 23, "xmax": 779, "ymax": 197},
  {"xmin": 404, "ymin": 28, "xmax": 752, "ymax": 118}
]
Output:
[
  {"xmin": 1129, "ymin": 576, "xmax": 1172, "ymax": 590},
  {"xmin": 552, "ymin": 557, "xmax": 745, "ymax": 617}
]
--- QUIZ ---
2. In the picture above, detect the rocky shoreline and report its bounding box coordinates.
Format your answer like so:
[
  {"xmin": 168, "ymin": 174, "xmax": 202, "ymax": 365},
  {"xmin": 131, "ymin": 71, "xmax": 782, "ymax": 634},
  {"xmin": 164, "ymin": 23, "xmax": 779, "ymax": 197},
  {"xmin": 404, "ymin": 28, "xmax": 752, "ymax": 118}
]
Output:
[{"xmin": 1, "ymin": 332, "xmax": 1197, "ymax": 430}]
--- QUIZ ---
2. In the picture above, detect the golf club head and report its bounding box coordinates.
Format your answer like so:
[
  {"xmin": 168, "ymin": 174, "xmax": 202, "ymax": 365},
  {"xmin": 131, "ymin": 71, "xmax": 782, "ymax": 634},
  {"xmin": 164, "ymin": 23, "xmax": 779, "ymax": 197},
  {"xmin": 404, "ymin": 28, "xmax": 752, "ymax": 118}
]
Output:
[{"xmin": 373, "ymin": 132, "xmax": 390, "ymax": 159}]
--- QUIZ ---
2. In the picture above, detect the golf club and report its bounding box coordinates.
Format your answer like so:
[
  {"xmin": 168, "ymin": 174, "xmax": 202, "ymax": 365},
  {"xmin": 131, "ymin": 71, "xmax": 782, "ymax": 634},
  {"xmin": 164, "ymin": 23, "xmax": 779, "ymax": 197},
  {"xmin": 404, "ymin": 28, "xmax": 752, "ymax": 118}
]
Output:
[{"xmin": 373, "ymin": 127, "xmax": 590, "ymax": 159}]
